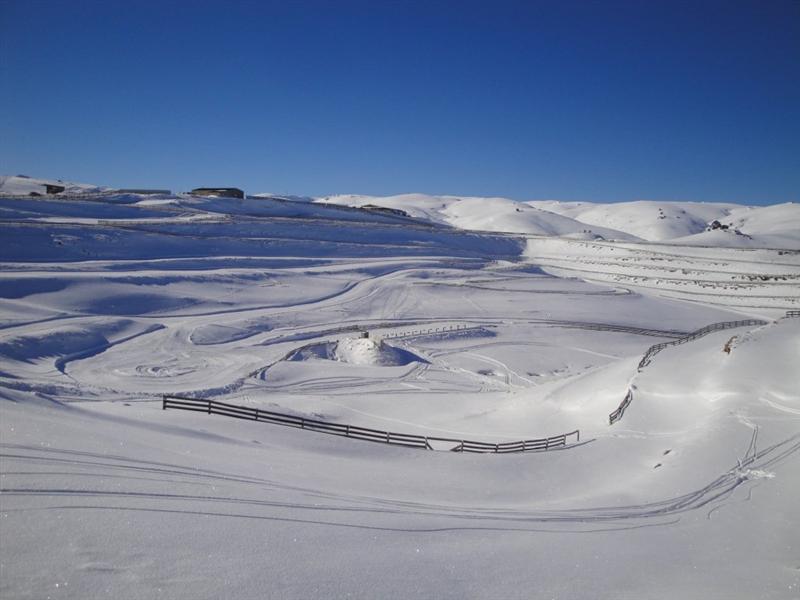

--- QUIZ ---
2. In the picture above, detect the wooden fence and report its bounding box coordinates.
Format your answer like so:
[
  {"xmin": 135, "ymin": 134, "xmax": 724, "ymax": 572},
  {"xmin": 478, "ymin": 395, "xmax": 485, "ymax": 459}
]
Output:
[
  {"xmin": 162, "ymin": 395, "xmax": 579, "ymax": 454},
  {"xmin": 608, "ymin": 318, "xmax": 769, "ymax": 425},
  {"xmin": 608, "ymin": 389, "xmax": 633, "ymax": 426},
  {"xmin": 636, "ymin": 319, "xmax": 768, "ymax": 371},
  {"xmin": 380, "ymin": 324, "xmax": 484, "ymax": 341}
]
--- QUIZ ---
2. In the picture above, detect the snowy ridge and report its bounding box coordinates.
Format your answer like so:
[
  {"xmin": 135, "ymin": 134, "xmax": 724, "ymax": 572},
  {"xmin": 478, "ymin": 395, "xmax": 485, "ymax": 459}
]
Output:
[
  {"xmin": 319, "ymin": 192, "xmax": 800, "ymax": 248},
  {"xmin": 319, "ymin": 193, "xmax": 639, "ymax": 240},
  {"xmin": 527, "ymin": 199, "xmax": 740, "ymax": 240}
]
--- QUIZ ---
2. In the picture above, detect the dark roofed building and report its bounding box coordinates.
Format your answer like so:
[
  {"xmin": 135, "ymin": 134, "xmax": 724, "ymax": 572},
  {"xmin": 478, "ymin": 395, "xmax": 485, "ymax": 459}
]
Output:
[
  {"xmin": 361, "ymin": 204, "xmax": 409, "ymax": 218},
  {"xmin": 190, "ymin": 187, "xmax": 244, "ymax": 199},
  {"xmin": 45, "ymin": 184, "xmax": 65, "ymax": 195}
]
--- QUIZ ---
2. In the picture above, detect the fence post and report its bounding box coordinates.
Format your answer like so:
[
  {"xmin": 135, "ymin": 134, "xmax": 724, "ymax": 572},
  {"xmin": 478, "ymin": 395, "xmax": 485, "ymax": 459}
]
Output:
[
  {"xmin": 207, "ymin": 400, "xmax": 211, "ymax": 415},
  {"xmin": 255, "ymin": 408, "xmax": 259, "ymax": 421},
  {"xmin": 162, "ymin": 396, "xmax": 166, "ymax": 410}
]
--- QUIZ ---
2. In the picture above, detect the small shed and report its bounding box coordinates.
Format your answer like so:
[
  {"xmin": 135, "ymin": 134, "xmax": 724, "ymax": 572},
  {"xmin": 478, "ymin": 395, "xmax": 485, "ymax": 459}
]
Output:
[
  {"xmin": 45, "ymin": 184, "xmax": 65, "ymax": 195},
  {"xmin": 191, "ymin": 187, "xmax": 244, "ymax": 199},
  {"xmin": 361, "ymin": 204, "xmax": 409, "ymax": 218}
]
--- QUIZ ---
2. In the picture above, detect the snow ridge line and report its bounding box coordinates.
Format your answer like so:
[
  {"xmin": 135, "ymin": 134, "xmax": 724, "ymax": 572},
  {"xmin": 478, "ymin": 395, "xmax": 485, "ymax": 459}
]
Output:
[
  {"xmin": 608, "ymin": 318, "xmax": 770, "ymax": 425},
  {"xmin": 161, "ymin": 395, "xmax": 580, "ymax": 454}
]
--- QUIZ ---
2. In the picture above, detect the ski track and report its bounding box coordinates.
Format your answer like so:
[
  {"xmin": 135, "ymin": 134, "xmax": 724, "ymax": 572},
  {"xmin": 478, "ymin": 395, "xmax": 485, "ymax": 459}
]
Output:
[{"xmin": 2, "ymin": 433, "xmax": 797, "ymax": 531}]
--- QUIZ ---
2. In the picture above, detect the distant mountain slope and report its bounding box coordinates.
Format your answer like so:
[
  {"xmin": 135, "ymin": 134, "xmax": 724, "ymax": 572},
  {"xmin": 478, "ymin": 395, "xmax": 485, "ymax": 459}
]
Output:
[
  {"xmin": 526, "ymin": 200, "xmax": 742, "ymax": 241},
  {"xmin": 727, "ymin": 203, "xmax": 800, "ymax": 237},
  {"xmin": 318, "ymin": 194, "xmax": 639, "ymax": 240},
  {"xmin": 664, "ymin": 203, "xmax": 800, "ymax": 249},
  {"xmin": 528, "ymin": 199, "xmax": 800, "ymax": 248},
  {"xmin": 3, "ymin": 175, "xmax": 796, "ymax": 248}
]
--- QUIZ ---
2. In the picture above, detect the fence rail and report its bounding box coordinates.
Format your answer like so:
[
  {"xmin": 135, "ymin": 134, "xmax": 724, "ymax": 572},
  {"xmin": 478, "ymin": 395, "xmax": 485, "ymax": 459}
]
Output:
[
  {"xmin": 608, "ymin": 389, "xmax": 633, "ymax": 425},
  {"xmin": 380, "ymin": 324, "xmax": 485, "ymax": 341},
  {"xmin": 636, "ymin": 319, "xmax": 767, "ymax": 371},
  {"xmin": 162, "ymin": 395, "xmax": 579, "ymax": 454},
  {"xmin": 786, "ymin": 310, "xmax": 800, "ymax": 318},
  {"xmin": 609, "ymin": 318, "xmax": 769, "ymax": 425}
]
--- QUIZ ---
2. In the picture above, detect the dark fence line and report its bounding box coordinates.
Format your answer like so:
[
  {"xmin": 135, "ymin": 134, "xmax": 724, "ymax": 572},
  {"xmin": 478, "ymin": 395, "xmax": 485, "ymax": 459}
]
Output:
[
  {"xmin": 608, "ymin": 389, "xmax": 633, "ymax": 426},
  {"xmin": 381, "ymin": 320, "xmax": 687, "ymax": 343},
  {"xmin": 786, "ymin": 310, "xmax": 800, "ymax": 318},
  {"xmin": 162, "ymin": 395, "xmax": 579, "ymax": 454},
  {"xmin": 540, "ymin": 321, "xmax": 687, "ymax": 339},
  {"xmin": 609, "ymin": 318, "xmax": 769, "ymax": 425},
  {"xmin": 381, "ymin": 324, "xmax": 484, "ymax": 341},
  {"xmin": 636, "ymin": 319, "xmax": 768, "ymax": 371}
]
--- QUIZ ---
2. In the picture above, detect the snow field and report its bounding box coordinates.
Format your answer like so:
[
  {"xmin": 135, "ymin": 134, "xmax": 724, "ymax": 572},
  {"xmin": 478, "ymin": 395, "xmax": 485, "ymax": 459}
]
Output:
[{"xmin": 1, "ymin": 184, "xmax": 798, "ymax": 599}]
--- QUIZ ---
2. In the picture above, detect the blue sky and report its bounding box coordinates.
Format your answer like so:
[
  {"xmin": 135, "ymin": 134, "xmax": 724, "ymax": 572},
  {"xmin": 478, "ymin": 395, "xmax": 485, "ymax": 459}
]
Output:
[{"xmin": 1, "ymin": 0, "xmax": 798, "ymax": 203}]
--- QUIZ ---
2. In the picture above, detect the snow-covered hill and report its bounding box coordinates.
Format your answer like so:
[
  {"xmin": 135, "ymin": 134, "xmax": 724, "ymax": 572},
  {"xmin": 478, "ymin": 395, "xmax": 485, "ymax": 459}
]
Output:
[
  {"xmin": 527, "ymin": 199, "xmax": 738, "ymax": 240},
  {"xmin": 319, "ymin": 193, "xmax": 639, "ymax": 240},
  {"xmin": 5, "ymin": 177, "xmax": 797, "ymax": 248},
  {"xmin": 530, "ymin": 199, "xmax": 800, "ymax": 248},
  {"xmin": 320, "ymin": 193, "xmax": 800, "ymax": 249}
]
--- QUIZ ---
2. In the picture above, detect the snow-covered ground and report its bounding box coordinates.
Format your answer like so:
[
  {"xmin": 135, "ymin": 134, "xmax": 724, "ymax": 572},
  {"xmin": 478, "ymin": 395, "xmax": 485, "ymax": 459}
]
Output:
[{"xmin": 1, "ymin": 181, "xmax": 798, "ymax": 599}]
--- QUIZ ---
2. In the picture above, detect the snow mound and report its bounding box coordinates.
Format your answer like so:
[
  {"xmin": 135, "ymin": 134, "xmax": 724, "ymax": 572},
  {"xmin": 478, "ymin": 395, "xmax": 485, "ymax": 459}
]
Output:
[{"xmin": 288, "ymin": 337, "xmax": 424, "ymax": 366}]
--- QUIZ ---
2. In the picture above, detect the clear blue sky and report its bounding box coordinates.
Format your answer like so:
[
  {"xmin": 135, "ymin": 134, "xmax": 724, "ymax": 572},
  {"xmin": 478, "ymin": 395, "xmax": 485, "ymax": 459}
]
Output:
[{"xmin": 1, "ymin": 0, "xmax": 798, "ymax": 203}]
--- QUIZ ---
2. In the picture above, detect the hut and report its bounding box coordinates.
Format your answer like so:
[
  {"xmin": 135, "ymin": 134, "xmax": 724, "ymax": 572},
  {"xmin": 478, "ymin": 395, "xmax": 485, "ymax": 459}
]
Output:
[
  {"xmin": 44, "ymin": 184, "xmax": 65, "ymax": 195},
  {"xmin": 361, "ymin": 204, "xmax": 409, "ymax": 218},
  {"xmin": 190, "ymin": 187, "xmax": 244, "ymax": 199}
]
